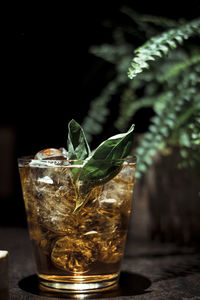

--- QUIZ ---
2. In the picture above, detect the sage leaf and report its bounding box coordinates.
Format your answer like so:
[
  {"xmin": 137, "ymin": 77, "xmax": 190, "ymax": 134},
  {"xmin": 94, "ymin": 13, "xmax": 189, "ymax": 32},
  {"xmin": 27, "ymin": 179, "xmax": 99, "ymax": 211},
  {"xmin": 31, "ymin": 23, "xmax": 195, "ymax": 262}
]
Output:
[
  {"xmin": 67, "ymin": 119, "xmax": 91, "ymax": 160},
  {"xmin": 67, "ymin": 122, "xmax": 135, "ymax": 213},
  {"xmin": 73, "ymin": 165, "xmax": 122, "ymax": 214},
  {"xmin": 79, "ymin": 124, "xmax": 135, "ymax": 181}
]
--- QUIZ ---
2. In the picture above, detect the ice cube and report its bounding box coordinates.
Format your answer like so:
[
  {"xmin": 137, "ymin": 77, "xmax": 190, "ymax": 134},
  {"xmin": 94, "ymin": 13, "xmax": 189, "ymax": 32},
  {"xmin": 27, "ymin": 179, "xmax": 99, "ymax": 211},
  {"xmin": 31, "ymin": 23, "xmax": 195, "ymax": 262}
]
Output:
[
  {"xmin": 37, "ymin": 176, "xmax": 53, "ymax": 184},
  {"xmin": 114, "ymin": 164, "xmax": 136, "ymax": 184},
  {"xmin": 98, "ymin": 178, "xmax": 133, "ymax": 214},
  {"xmin": 79, "ymin": 215, "xmax": 126, "ymax": 265},
  {"xmin": 31, "ymin": 166, "xmax": 77, "ymax": 233},
  {"xmin": 77, "ymin": 209, "xmax": 105, "ymax": 234},
  {"xmin": 51, "ymin": 235, "xmax": 95, "ymax": 273},
  {"xmin": 30, "ymin": 225, "xmax": 58, "ymax": 255},
  {"xmin": 99, "ymin": 198, "xmax": 124, "ymax": 233},
  {"xmin": 99, "ymin": 181, "xmax": 122, "ymax": 205},
  {"xmin": 59, "ymin": 147, "xmax": 68, "ymax": 157},
  {"xmin": 98, "ymin": 232, "xmax": 126, "ymax": 264},
  {"xmin": 34, "ymin": 148, "xmax": 67, "ymax": 160}
]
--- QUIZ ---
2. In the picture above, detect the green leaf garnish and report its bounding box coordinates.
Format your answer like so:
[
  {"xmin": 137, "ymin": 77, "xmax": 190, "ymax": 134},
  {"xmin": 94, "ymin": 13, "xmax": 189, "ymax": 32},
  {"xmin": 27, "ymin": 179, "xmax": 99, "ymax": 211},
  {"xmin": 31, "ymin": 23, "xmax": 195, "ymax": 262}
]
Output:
[
  {"xmin": 67, "ymin": 120, "xmax": 135, "ymax": 213},
  {"xmin": 79, "ymin": 124, "xmax": 135, "ymax": 181},
  {"xmin": 68, "ymin": 119, "xmax": 91, "ymax": 160},
  {"xmin": 67, "ymin": 119, "xmax": 91, "ymax": 182},
  {"xmin": 73, "ymin": 165, "xmax": 122, "ymax": 213},
  {"xmin": 72, "ymin": 124, "xmax": 134, "ymax": 213}
]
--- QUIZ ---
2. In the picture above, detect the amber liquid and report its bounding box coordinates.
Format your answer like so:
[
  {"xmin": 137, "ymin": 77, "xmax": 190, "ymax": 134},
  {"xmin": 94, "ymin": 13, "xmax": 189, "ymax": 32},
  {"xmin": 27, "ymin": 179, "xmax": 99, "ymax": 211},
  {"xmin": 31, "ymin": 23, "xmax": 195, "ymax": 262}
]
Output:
[{"xmin": 19, "ymin": 162, "xmax": 135, "ymax": 292}]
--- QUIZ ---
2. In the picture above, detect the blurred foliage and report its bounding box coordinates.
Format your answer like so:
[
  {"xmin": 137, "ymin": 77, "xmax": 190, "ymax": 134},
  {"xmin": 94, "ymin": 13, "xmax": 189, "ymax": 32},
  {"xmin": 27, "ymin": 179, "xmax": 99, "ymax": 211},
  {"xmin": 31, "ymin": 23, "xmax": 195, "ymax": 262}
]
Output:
[{"xmin": 82, "ymin": 8, "xmax": 200, "ymax": 178}]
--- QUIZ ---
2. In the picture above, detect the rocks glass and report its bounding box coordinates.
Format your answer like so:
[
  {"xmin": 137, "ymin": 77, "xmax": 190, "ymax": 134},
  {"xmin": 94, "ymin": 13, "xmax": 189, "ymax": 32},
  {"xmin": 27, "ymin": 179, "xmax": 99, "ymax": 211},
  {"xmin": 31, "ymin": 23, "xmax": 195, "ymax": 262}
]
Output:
[{"xmin": 18, "ymin": 157, "xmax": 136, "ymax": 293}]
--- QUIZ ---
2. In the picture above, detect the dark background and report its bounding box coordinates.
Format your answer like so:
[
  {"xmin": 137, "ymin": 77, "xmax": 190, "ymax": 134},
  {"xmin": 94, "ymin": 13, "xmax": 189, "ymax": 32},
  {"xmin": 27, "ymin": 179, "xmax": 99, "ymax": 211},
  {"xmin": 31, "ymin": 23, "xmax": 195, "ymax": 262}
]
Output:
[{"xmin": 1, "ymin": 1, "xmax": 200, "ymax": 226}]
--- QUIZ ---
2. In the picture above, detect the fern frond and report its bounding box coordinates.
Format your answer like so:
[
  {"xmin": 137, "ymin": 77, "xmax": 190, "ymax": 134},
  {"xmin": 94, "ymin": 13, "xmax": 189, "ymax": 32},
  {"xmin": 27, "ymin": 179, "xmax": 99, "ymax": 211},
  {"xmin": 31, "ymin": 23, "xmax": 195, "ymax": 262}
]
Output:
[
  {"xmin": 178, "ymin": 106, "xmax": 200, "ymax": 170},
  {"xmin": 115, "ymin": 54, "xmax": 200, "ymax": 132},
  {"xmin": 128, "ymin": 18, "xmax": 200, "ymax": 79},
  {"xmin": 135, "ymin": 72, "xmax": 200, "ymax": 178},
  {"xmin": 90, "ymin": 44, "xmax": 132, "ymax": 64},
  {"xmin": 121, "ymin": 7, "xmax": 183, "ymax": 39},
  {"xmin": 115, "ymin": 97, "xmax": 155, "ymax": 131},
  {"xmin": 89, "ymin": 28, "xmax": 132, "ymax": 64},
  {"xmin": 115, "ymin": 92, "xmax": 172, "ymax": 131},
  {"xmin": 159, "ymin": 53, "xmax": 200, "ymax": 82},
  {"xmin": 82, "ymin": 75, "xmax": 127, "ymax": 142},
  {"xmin": 121, "ymin": 6, "xmax": 182, "ymax": 29}
]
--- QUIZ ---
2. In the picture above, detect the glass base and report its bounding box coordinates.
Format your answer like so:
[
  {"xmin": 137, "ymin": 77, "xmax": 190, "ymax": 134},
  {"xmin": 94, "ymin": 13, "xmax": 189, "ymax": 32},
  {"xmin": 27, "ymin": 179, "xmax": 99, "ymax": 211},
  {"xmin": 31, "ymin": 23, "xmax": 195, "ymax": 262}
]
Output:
[{"xmin": 39, "ymin": 273, "xmax": 119, "ymax": 294}]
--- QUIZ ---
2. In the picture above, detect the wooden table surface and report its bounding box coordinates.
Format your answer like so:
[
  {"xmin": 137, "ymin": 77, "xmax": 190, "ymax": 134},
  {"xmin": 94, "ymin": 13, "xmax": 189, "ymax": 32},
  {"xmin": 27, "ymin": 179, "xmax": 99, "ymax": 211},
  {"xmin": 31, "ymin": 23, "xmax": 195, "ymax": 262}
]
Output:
[{"xmin": 0, "ymin": 227, "xmax": 200, "ymax": 299}]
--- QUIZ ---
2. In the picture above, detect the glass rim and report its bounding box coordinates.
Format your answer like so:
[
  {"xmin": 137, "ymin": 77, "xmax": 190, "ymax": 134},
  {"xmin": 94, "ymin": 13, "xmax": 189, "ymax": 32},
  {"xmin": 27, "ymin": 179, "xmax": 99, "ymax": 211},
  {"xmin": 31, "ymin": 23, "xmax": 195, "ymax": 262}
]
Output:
[{"xmin": 18, "ymin": 155, "xmax": 137, "ymax": 167}]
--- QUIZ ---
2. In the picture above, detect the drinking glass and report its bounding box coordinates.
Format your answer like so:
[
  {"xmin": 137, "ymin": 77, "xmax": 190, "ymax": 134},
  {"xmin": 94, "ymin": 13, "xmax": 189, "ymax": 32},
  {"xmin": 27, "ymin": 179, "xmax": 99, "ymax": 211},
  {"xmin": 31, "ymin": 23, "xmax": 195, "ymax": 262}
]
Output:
[{"xmin": 18, "ymin": 157, "xmax": 136, "ymax": 293}]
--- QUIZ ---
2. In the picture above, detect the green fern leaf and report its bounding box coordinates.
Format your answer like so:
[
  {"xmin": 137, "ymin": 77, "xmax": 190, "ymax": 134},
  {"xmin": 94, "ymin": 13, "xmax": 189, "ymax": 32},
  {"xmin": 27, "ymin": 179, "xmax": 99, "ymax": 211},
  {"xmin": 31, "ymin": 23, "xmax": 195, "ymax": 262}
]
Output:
[{"xmin": 128, "ymin": 18, "xmax": 200, "ymax": 79}]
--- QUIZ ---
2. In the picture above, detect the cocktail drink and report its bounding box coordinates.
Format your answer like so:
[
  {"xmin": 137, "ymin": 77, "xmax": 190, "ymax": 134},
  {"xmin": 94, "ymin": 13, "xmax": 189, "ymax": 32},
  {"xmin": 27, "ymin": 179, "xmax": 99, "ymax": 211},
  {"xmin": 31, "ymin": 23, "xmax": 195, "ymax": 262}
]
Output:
[{"xmin": 18, "ymin": 120, "xmax": 136, "ymax": 293}]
